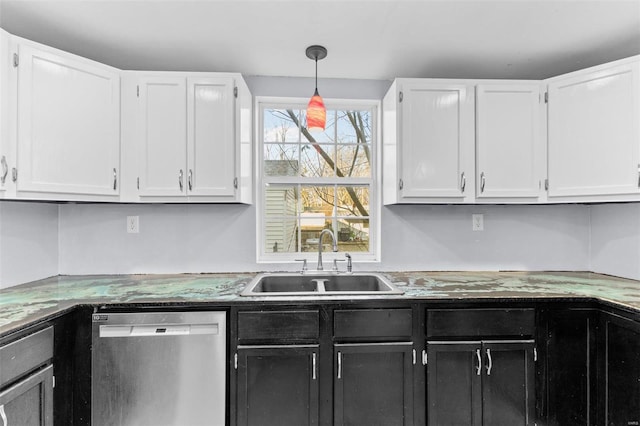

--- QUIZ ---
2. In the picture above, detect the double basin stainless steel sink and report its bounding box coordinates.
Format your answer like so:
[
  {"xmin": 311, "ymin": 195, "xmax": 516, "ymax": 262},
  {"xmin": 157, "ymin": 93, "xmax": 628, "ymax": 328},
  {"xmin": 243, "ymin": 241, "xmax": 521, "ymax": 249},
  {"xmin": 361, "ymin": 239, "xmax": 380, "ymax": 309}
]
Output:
[{"xmin": 241, "ymin": 272, "xmax": 404, "ymax": 296}]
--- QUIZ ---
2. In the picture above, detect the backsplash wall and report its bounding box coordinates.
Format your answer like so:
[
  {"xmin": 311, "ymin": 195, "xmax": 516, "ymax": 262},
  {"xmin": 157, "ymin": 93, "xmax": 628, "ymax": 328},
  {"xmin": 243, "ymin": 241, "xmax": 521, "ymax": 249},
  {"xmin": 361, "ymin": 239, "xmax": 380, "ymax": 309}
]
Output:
[
  {"xmin": 56, "ymin": 202, "xmax": 591, "ymax": 276},
  {"xmin": 0, "ymin": 201, "xmax": 58, "ymax": 289},
  {"xmin": 379, "ymin": 204, "xmax": 590, "ymax": 272},
  {"xmin": 2, "ymin": 200, "xmax": 638, "ymax": 288},
  {"xmin": 590, "ymin": 203, "xmax": 640, "ymax": 280}
]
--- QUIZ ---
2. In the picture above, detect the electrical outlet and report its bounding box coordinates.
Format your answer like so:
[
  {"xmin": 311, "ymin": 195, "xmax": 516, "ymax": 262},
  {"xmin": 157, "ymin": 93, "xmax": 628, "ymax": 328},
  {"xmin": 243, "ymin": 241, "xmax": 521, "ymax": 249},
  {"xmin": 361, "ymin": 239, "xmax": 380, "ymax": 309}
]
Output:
[
  {"xmin": 472, "ymin": 214, "xmax": 484, "ymax": 231},
  {"xmin": 127, "ymin": 216, "xmax": 139, "ymax": 233}
]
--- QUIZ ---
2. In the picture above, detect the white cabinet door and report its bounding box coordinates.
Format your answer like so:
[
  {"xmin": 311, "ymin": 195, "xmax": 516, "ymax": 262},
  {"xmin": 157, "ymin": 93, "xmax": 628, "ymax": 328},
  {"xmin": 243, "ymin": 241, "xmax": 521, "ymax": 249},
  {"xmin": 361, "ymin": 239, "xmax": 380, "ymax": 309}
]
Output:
[
  {"xmin": 0, "ymin": 30, "xmax": 10, "ymax": 196},
  {"xmin": 137, "ymin": 77, "xmax": 187, "ymax": 197},
  {"xmin": 476, "ymin": 83, "xmax": 543, "ymax": 199},
  {"xmin": 187, "ymin": 77, "xmax": 236, "ymax": 198},
  {"xmin": 547, "ymin": 59, "xmax": 640, "ymax": 199},
  {"xmin": 16, "ymin": 42, "xmax": 120, "ymax": 197},
  {"xmin": 399, "ymin": 81, "xmax": 474, "ymax": 202}
]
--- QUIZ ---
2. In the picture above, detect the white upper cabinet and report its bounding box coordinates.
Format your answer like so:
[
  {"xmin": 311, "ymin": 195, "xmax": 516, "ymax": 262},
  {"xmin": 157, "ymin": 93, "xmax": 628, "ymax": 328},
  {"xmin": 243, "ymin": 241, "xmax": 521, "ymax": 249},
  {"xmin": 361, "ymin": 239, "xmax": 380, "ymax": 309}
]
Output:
[
  {"xmin": 14, "ymin": 38, "xmax": 120, "ymax": 199},
  {"xmin": 187, "ymin": 77, "xmax": 236, "ymax": 198},
  {"xmin": 383, "ymin": 79, "xmax": 475, "ymax": 204},
  {"xmin": 546, "ymin": 56, "xmax": 640, "ymax": 201},
  {"xmin": 137, "ymin": 76, "xmax": 187, "ymax": 197},
  {"xmin": 132, "ymin": 72, "xmax": 251, "ymax": 203},
  {"xmin": 475, "ymin": 82, "xmax": 544, "ymax": 200},
  {"xmin": 0, "ymin": 29, "xmax": 11, "ymax": 196}
]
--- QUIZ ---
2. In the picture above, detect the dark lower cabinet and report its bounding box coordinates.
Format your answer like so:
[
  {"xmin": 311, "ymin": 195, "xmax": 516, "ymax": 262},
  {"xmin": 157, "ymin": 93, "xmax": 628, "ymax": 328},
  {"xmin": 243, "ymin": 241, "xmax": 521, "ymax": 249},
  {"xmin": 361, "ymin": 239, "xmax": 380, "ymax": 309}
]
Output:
[
  {"xmin": 544, "ymin": 309, "xmax": 597, "ymax": 426},
  {"xmin": 0, "ymin": 326, "xmax": 54, "ymax": 426},
  {"xmin": 603, "ymin": 314, "xmax": 640, "ymax": 426},
  {"xmin": 236, "ymin": 345, "xmax": 319, "ymax": 426},
  {"xmin": 427, "ymin": 343, "xmax": 482, "ymax": 426},
  {"xmin": 427, "ymin": 341, "xmax": 535, "ymax": 426},
  {"xmin": 482, "ymin": 342, "xmax": 536, "ymax": 426},
  {"xmin": 0, "ymin": 365, "xmax": 53, "ymax": 426},
  {"xmin": 334, "ymin": 343, "xmax": 414, "ymax": 426}
]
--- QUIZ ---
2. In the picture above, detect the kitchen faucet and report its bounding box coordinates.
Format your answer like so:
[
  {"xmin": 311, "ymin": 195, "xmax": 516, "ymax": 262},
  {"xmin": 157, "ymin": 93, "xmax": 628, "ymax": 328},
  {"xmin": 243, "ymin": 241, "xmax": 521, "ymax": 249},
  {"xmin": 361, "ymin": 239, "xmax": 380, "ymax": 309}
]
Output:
[{"xmin": 317, "ymin": 229, "xmax": 338, "ymax": 271}]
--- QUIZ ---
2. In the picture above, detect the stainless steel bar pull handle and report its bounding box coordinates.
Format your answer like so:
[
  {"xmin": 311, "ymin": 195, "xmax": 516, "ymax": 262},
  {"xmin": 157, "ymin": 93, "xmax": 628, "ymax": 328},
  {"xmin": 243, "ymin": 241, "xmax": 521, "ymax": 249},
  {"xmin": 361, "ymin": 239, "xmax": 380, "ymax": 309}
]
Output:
[
  {"xmin": 0, "ymin": 156, "xmax": 7, "ymax": 184},
  {"xmin": 188, "ymin": 169, "xmax": 193, "ymax": 191},
  {"xmin": 460, "ymin": 172, "xmax": 466, "ymax": 193},
  {"xmin": 0, "ymin": 404, "xmax": 7, "ymax": 426},
  {"xmin": 480, "ymin": 172, "xmax": 486, "ymax": 193},
  {"xmin": 486, "ymin": 348, "xmax": 493, "ymax": 375},
  {"xmin": 337, "ymin": 351, "xmax": 342, "ymax": 379},
  {"xmin": 475, "ymin": 349, "xmax": 482, "ymax": 376},
  {"xmin": 312, "ymin": 353, "xmax": 317, "ymax": 380},
  {"xmin": 113, "ymin": 168, "xmax": 117, "ymax": 190},
  {"xmin": 179, "ymin": 169, "xmax": 184, "ymax": 192}
]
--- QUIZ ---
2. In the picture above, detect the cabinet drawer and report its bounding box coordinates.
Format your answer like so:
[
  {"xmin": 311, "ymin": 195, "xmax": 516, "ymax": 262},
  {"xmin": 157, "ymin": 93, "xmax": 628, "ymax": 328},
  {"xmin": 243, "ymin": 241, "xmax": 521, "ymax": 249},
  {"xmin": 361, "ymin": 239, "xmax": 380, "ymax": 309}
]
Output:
[
  {"xmin": 334, "ymin": 309, "xmax": 413, "ymax": 341},
  {"xmin": 426, "ymin": 309, "xmax": 535, "ymax": 338},
  {"xmin": 238, "ymin": 310, "xmax": 319, "ymax": 343},
  {"xmin": 0, "ymin": 327, "xmax": 54, "ymax": 388}
]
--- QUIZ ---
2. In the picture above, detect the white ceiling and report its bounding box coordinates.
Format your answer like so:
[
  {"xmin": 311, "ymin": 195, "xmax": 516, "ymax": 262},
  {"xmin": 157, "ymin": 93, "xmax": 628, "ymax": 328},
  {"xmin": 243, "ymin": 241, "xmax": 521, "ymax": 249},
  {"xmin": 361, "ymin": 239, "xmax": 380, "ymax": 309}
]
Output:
[{"xmin": 1, "ymin": 0, "xmax": 639, "ymax": 81}]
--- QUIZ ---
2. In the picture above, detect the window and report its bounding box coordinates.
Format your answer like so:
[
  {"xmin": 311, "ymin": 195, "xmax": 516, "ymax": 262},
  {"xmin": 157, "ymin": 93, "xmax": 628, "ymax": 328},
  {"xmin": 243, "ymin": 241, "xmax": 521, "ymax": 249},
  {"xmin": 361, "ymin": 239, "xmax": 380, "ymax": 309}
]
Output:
[{"xmin": 257, "ymin": 98, "xmax": 380, "ymax": 263}]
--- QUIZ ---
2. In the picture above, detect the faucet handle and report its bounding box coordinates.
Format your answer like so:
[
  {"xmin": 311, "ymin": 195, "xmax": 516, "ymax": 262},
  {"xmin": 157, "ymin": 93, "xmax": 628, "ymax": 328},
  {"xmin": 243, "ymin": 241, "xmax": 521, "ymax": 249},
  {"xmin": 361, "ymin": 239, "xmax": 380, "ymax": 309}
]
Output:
[
  {"xmin": 294, "ymin": 258, "xmax": 308, "ymax": 274},
  {"xmin": 345, "ymin": 253, "xmax": 352, "ymax": 273},
  {"xmin": 332, "ymin": 258, "xmax": 345, "ymax": 271}
]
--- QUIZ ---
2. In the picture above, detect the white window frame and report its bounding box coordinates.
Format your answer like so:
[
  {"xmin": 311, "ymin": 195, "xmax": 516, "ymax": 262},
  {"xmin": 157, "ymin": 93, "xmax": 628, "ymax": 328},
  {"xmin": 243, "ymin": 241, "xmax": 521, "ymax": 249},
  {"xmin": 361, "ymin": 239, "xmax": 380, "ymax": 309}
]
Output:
[{"xmin": 256, "ymin": 96, "xmax": 381, "ymax": 264}]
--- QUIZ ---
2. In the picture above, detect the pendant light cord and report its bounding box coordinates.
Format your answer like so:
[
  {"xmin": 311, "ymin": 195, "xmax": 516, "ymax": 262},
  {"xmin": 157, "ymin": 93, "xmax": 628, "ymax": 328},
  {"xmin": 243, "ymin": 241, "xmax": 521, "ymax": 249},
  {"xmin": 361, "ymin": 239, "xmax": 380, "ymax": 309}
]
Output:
[{"xmin": 315, "ymin": 56, "xmax": 318, "ymax": 92}]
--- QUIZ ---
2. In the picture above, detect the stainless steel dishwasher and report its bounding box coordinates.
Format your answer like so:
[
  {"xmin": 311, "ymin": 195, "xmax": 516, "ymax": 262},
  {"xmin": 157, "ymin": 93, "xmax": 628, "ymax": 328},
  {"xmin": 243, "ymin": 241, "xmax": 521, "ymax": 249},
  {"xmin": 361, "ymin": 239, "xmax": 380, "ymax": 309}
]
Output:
[{"xmin": 92, "ymin": 311, "xmax": 226, "ymax": 426}]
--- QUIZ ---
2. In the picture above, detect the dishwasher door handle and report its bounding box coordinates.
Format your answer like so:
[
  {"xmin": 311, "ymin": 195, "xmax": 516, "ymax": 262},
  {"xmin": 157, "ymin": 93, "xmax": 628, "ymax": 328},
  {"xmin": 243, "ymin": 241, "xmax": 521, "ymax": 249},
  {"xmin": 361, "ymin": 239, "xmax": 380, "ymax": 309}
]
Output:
[{"xmin": 99, "ymin": 324, "xmax": 219, "ymax": 337}]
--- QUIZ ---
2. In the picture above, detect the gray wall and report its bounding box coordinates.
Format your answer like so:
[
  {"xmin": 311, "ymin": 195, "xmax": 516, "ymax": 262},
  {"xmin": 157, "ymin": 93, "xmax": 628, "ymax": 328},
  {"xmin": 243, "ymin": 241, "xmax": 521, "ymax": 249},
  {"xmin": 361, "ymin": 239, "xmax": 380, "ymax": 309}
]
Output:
[
  {"xmin": 0, "ymin": 201, "xmax": 58, "ymax": 288},
  {"xmin": 55, "ymin": 203, "xmax": 591, "ymax": 276},
  {"xmin": 590, "ymin": 203, "xmax": 640, "ymax": 280},
  {"xmin": 1, "ymin": 198, "xmax": 638, "ymax": 288}
]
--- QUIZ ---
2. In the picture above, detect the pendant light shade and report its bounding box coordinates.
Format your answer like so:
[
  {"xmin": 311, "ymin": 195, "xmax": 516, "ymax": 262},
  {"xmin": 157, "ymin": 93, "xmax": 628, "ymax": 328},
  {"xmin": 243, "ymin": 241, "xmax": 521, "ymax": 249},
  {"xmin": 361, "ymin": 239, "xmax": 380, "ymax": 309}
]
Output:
[
  {"xmin": 307, "ymin": 89, "xmax": 326, "ymax": 132},
  {"xmin": 305, "ymin": 45, "xmax": 327, "ymax": 132}
]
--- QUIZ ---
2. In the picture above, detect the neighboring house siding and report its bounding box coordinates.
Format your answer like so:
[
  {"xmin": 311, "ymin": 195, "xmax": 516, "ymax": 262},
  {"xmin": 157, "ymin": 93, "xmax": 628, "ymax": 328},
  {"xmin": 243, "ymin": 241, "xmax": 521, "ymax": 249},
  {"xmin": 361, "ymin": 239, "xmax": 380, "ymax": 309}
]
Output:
[{"xmin": 265, "ymin": 160, "xmax": 298, "ymax": 253}]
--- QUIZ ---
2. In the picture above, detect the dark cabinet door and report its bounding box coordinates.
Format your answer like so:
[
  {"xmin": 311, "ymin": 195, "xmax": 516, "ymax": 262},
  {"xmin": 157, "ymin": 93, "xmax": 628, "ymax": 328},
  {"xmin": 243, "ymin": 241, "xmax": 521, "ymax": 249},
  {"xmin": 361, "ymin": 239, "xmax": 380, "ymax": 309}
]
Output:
[
  {"xmin": 0, "ymin": 364, "xmax": 53, "ymax": 426},
  {"xmin": 482, "ymin": 341, "xmax": 535, "ymax": 426},
  {"xmin": 545, "ymin": 309, "xmax": 597, "ymax": 425},
  {"xmin": 427, "ymin": 341, "xmax": 535, "ymax": 426},
  {"xmin": 426, "ymin": 342, "xmax": 483, "ymax": 426},
  {"xmin": 334, "ymin": 343, "xmax": 414, "ymax": 426},
  {"xmin": 604, "ymin": 317, "xmax": 640, "ymax": 426},
  {"xmin": 236, "ymin": 345, "xmax": 319, "ymax": 426}
]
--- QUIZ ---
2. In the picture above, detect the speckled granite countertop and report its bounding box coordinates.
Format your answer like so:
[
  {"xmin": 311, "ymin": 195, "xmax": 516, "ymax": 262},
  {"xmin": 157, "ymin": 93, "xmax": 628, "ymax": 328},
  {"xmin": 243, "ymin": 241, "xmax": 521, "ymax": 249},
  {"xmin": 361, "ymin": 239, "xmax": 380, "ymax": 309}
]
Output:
[{"xmin": 1, "ymin": 271, "xmax": 639, "ymax": 336}]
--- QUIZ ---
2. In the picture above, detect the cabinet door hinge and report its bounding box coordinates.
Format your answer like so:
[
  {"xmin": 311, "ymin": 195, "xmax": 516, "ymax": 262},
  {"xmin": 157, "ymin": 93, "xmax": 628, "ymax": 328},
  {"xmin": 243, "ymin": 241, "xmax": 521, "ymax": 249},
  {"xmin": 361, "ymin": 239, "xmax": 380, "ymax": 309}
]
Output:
[
  {"xmin": 234, "ymin": 87, "xmax": 238, "ymax": 98},
  {"xmin": 13, "ymin": 53, "xmax": 18, "ymax": 67},
  {"xmin": 136, "ymin": 85, "xmax": 140, "ymax": 97},
  {"xmin": 234, "ymin": 353, "xmax": 238, "ymax": 370},
  {"xmin": 399, "ymin": 91, "xmax": 403, "ymax": 103},
  {"xmin": 534, "ymin": 347, "xmax": 538, "ymax": 362},
  {"xmin": 544, "ymin": 92, "xmax": 548, "ymax": 103},
  {"xmin": 52, "ymin": 375, "xmax": 56, "ymax": 388}
]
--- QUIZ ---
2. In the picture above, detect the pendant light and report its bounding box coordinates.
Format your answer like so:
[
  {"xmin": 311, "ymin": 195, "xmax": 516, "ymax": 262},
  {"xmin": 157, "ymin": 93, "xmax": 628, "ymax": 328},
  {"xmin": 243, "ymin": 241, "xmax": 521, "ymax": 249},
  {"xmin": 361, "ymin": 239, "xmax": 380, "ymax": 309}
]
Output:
[{"xmin": 305, "ymin": 45, "xmax": 328, "ymax": 132}]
